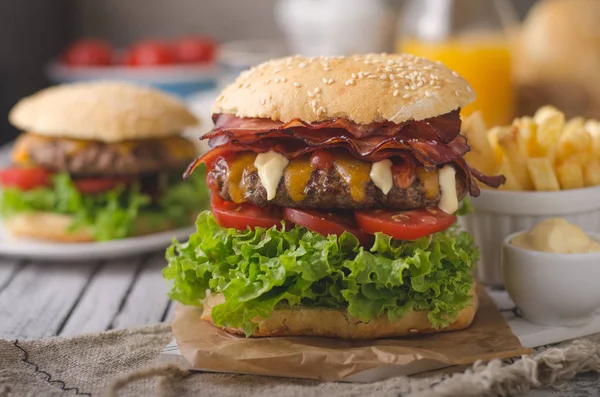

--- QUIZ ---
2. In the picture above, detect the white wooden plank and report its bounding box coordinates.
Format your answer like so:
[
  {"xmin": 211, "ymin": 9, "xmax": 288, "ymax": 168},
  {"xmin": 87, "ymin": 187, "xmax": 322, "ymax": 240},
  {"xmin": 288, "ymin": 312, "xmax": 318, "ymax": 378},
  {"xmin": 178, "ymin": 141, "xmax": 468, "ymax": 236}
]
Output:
[
  {"xmin": 164, "ymin": 300, "xmax": 176, "ymax": 323},
  {"xmin": 111, "ymin": 254, "xmax": 171, "ymax": 329},
  {"xmin": 0, "ymin": 258, "xmax": 23, "ymax": 292},
  {"xmin": 59, "ymin": 257, "xmax": 143, "ymax": 336},
  {"xmin": 0, "ymin": 261, "xmax": 98, "ymax": 339}
]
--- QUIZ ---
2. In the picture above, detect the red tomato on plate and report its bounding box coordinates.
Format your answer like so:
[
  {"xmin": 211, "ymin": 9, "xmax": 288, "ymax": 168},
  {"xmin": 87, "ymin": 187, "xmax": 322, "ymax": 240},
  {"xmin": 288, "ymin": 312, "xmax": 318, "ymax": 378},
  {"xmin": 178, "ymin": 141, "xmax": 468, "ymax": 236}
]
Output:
[
  {"xmin": 173, "ymin": 36, "xmax": 216, "ymax": 64},
  {"xmin": 62, "ymin": 39, "xmax": 113, "ymax": 66},
  {"xmin": 210, "ymin": 194, "xmax": 282, "ymax": 230},
  {"xmin": 0, "ymin": 167, "xmax": 52, "ymax": 190},
  {"xmin": 283, "ymin": 208, "xmax": 373, "ymax": 246},
  {"xmin": 355, "ymin": 208, "xmax": 456, "ymax": 241},
  {"xmin": 73, "ymin": 178, "xmax": 131, "ymax": 195},
  {"xmin": 124, "ymin": 40, "xmax": 176, "ymax": 67}
]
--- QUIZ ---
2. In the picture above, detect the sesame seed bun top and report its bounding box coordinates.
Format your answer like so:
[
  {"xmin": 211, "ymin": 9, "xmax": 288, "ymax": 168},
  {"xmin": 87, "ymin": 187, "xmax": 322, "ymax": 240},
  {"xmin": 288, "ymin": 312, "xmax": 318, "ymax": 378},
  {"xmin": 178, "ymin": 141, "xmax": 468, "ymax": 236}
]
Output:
[
  {"xmin": 212, "ymin": 53, "xmax": 476, "ymax": 125},
  {"xmin": 9, "ymin": 81, "xmax": 199, "ymax": 143}
]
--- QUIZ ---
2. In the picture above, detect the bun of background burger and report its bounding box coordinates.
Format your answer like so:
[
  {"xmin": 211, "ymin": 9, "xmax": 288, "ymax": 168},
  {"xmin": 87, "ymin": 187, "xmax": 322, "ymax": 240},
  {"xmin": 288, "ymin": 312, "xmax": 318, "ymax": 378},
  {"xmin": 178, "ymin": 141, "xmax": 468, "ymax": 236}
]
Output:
[
  {"xmin": 515, "ymin": 0, "xmax": 600, "ymax": 118},
  {"xmin": 6, "ymin": 82, "xmax": 198, "ymax": 242},
  {"xmin": 177, "ymin": 54, "xmax": 491, "ymax": 339}
]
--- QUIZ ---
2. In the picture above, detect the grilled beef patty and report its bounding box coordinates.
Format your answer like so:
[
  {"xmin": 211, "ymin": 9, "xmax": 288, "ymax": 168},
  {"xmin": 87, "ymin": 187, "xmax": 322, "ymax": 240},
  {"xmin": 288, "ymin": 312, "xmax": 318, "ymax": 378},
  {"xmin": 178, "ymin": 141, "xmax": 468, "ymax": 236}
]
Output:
[
  {"xmin": 12, "ymin": 133, "xmax": 197, "ymax": 176},
  {"xmin": 208, "ymin": 157, "xmax": 467, "ymax": 210}
]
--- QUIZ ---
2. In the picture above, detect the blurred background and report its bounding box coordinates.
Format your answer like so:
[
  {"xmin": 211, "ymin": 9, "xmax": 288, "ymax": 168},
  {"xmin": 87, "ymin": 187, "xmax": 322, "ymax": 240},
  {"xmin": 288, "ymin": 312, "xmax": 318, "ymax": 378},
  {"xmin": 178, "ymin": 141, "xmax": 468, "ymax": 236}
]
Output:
[{"xmin": 2, "ymin": 0, "xmax": 595, "ymax": 145}]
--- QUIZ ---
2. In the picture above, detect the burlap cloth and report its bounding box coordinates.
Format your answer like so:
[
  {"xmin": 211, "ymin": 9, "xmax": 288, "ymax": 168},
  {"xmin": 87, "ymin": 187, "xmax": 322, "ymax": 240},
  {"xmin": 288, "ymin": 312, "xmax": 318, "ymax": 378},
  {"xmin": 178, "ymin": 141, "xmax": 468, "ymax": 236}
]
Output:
[{"xmin": 1, "ymin": 325, "xmax": 599, "ymax": 397}]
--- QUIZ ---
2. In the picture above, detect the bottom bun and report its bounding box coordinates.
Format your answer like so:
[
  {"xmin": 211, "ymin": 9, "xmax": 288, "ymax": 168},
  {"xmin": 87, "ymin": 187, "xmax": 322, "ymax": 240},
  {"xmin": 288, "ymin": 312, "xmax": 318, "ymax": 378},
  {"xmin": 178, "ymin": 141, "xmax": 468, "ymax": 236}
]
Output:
[
  {"xmin": 4, "ymin": 212, "xmax": 186, "ymax": 243},
  {"xmin": 201, "ymin": 289, "xmax": 478, "ymax": 340}
]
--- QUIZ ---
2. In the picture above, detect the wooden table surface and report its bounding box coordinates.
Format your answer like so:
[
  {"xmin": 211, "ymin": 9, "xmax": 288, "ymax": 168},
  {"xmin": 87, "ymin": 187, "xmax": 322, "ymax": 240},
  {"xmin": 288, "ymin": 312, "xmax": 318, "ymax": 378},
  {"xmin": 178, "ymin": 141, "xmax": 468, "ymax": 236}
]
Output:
[{"xmin": 0, "ymin": 252, "xmax": 174, "ymax": 339}]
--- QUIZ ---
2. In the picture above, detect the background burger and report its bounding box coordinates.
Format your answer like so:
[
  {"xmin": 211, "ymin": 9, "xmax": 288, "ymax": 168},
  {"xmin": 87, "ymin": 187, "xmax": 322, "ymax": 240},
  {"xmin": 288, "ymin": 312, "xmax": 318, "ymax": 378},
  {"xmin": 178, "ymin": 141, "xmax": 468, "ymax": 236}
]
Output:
[
  {"xmin": 1, "ymin": 81, "xmax": 208, "ymax": 242},
  {"xmin": 164, "ymin": 54, "xmax": 505, "ymax": 339}
]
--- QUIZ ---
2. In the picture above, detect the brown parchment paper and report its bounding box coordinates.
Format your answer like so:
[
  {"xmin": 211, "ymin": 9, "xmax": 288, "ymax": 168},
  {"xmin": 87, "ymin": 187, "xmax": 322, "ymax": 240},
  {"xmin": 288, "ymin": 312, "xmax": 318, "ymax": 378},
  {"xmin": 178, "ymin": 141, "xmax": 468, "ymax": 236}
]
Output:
[{"xmin": 171, "ymin": 287, "xmax": 531, "ymax": 382}]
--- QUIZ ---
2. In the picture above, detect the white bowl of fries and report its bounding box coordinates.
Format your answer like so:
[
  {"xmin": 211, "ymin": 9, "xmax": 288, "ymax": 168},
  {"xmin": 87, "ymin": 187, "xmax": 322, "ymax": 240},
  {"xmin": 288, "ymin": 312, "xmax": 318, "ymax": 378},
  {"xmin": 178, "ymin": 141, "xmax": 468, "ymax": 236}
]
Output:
[{"xmin": 460, "ymin": 107, "xmax": 600, "ymax": 287}]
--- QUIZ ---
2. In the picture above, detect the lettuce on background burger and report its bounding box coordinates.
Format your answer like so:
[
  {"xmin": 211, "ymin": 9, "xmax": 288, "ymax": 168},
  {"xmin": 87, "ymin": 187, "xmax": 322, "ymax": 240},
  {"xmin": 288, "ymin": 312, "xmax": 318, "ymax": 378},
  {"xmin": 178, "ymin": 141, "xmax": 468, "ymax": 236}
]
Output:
[
  {"xmin": 164, "ymin": 54, "xmax": 505, "ymax": 339},
  {"xmin": 0, "ymin": 82, "xmax": 208, "ymax": 242}
]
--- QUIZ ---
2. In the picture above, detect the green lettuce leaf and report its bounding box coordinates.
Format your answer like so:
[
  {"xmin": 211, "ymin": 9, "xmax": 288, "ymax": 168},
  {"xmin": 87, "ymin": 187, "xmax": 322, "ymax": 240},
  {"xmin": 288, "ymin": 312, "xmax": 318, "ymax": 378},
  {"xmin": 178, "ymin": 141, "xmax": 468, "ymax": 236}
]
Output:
[
  {"xmin": 163, "ymin": 211, "xmax": 479, "ymax": 336},
  {"xmin": 0, "ymin": 166, "xmax": 209, "ymax": 241}
]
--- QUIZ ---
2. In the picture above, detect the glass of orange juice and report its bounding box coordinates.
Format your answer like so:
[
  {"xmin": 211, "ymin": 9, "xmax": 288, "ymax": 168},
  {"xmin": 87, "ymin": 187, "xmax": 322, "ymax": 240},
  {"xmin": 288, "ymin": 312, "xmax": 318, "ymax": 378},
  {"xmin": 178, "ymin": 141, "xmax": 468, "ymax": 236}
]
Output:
[{"xmin": 397, "ymin": 0, "xmax": 518, "ymax": 127}]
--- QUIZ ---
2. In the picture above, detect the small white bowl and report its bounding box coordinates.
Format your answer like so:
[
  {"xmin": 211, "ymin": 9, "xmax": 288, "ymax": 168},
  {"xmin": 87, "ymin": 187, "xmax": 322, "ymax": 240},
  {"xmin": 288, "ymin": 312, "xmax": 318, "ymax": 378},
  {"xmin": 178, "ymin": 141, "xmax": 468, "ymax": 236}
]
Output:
[
  {"xmin": 459, "ymin": 186, "xmax": 600, "ymax": 287},
  {"xmin": 502, "ymin": 231, "xmax": 600, "ymax": 327}
]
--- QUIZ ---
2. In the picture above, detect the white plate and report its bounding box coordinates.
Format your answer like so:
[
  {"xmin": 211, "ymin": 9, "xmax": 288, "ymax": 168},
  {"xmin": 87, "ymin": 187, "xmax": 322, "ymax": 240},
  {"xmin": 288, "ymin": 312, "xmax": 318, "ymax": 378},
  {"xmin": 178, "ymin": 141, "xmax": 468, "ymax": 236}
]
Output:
[{"xmin": 0, "ymin": 225, "xmax": 194, "ymax": 262}]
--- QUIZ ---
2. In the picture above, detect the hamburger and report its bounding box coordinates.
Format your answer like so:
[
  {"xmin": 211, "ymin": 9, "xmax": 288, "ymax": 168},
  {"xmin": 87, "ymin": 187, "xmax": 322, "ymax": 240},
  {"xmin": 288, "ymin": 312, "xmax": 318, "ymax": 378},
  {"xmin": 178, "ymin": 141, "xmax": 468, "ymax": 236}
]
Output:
[
  {"xmin": 164, "ymin": 54, "xmax": 505, "ymax": 339},
  {"xmin": 0, "ymin": 81, "xmax": 208, "ymax": 242}
]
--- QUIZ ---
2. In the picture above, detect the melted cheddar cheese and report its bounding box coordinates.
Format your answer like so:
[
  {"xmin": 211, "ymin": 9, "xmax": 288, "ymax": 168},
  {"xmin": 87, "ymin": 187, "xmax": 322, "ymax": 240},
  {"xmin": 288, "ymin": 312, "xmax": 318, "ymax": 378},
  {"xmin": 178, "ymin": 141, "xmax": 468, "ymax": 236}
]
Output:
[
  {"xmin": 11, "ymin": 132, "xmax": 197, "ymax": 165},
  {"xmin": 226, "ymin": 152, "xmax": 257, "ymax": 203},
  {"xmin": 416, "ymin": 168, "xmax": 440, "ymax": 199},
  {"xmin": 284, "ymin": 156, "xmax": 312, "ymax": 202},
  {"xmin": 333, "ymin": 156, "xmax": 371, "ymax": 202}
]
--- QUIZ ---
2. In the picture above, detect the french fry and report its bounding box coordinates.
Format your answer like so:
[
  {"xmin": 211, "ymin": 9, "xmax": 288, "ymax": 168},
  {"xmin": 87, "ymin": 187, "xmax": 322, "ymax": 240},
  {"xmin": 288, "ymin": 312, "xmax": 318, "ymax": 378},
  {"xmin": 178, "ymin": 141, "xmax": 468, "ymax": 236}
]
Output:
[
  {"xmin": 533, "ymin": 106, "xmax": 565, "ymax": 154},
  {"xmin": 497, "ymin": 162, "xmax": 524, "ymax": 191},
  {"xmin": 584, "ymin": 160, "xmax": 600, "ymax": 187},
  {"xmin": 513, "ymin": 116, "xmax": 542, "ymax": 157},
  {"xmin": 584, "ymin": 120, "xmax": 600, "ymax": 157},
  {"xmin": 556, "ymin": 161, "xmax": 585, "ymax": 189},
  {"xmin": 463, "ymin": 112, "xmax": 494, "ymax": 159},
  {"xmin": 496, "ymin": 126, "xmax": 533, "ymax": 190},
  {"xmin": 464, "ymin": 151, "xmax": 499, "ymax": 175},
  {"xmin": 487, "ymin": 127, "xmax": 505, "ymax": 164},
  {"xmin": 526, "ymin": 158, "xmax": 560, "ymax": 191},
  {"xmin": 556, "ymin": 123, "xmax": 592, "ymax": 164}
]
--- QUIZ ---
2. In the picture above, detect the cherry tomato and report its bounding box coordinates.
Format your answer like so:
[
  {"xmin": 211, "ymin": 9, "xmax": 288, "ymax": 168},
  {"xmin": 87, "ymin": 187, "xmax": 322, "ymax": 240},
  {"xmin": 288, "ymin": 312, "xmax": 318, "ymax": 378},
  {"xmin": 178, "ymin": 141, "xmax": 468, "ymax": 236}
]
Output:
[
  {"xmin": 124, "ymin": 41, "xmax": 176, "ymax": 67},
  {"xmin": 283, "ymin": 208, "xmax": 373, "ymax": 246},
  {"xmin": 210, "ymin": 194, "xmax": 282, "ymax": 230},
  {"xmin": 355, "ymin": 208, "xmax": 456, "ymax": 241},
  {"xmin": 74, "ymin": 178, "xmax": 131, "ymax": 194},
  {"xmin": 173, "ymin": 36, "xmax": 216, "ymax": 64},
  {"xmin": 62, "ymin": 39, "xmax": 113, "ymax": 66},
  {"xmin": 0, "ymin": 167, "xmax": 52, "ymax": 190}
]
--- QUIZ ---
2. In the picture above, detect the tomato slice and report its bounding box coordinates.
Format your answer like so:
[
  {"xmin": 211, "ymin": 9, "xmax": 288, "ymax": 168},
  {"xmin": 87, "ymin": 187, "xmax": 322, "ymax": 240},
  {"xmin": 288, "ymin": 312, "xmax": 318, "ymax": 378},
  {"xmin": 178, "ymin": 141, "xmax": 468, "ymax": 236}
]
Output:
[
  {"xmin": 283, "ymin": 208, "xmax": 373, "ymax": 246},
  {"xmin": 73, "ymin": 178, "xmax": 131, "ymax": 194},
  {"xmin": 211, "ymin": 194, "xmax": 282, "ymax": 230},
  {"xmin": 0, "ymin": 167, "xmax": 52, "ymax": 190},
  {"xmin": 355, "ymin": 207, "xmax": 456, "ymax": 241}
]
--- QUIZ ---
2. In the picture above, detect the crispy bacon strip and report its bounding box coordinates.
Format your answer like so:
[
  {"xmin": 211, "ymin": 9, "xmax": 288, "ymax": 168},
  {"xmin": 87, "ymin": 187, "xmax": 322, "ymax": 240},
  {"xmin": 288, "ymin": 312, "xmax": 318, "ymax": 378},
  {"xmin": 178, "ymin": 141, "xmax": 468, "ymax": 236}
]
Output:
[{"xmin": 208, "ymin": 109, "xmax": 462, "ymax": 143}]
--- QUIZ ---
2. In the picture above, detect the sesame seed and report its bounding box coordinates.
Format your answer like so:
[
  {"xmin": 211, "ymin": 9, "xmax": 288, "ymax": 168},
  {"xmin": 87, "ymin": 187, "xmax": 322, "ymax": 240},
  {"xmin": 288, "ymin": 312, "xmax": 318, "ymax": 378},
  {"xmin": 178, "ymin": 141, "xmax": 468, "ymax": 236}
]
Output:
[
  {"xmin": 311, "ymin": 99, "xmax": 317, "ymax": 107},
  {"xmin": 364, "ymin": 60, "xmax": 371, "ymax": 65},
  {"xmin": 417, "ymin": 81, "xmax": 423, "ymax": 88},
  {"xmin": 327, "ymin": 78, "xmax": 334, "ymax": 84},
  {"xmin": 351, "ymin": 73, "xmax": 357, "ymax": 79},
  {"xmin": 425, "ymin": 91, "xmax": 432, "ymax": 97},
  {"xmin": 467, "ymin": 86, "xmax": 473, "ymax": 92},
  {"xmin": 452, "ymin": 71, "xmax": 459, "ymax": 77},
  {"xmin": 317, "ymin": 106, "xmax": 327, "ymax": 115},
  {"xmin": 293, "ymin": 82, "xmax": 301, "ymax": 87},
  {"xmin": 264, "ymin": 79, "xmax": 271, "ymax": 84},
  {"xmin": 393, "ymin": 90, "xmax": 399, "ymax": 97},
  {"xmin": 385, "ymin": 66, "xmax": 393, "ymax": 72},
  {"xmin": 324, "ymin": 66, "xmax": 331, "ymax": 71},
  {"xmin": 393, "ymin": 82, "xmax": 400, "ymax": 88},
  {"xmin": 272, "ymin": 68, "xmax": 282, "ymax": 74},
  {"xmin": 281, "ymin": 78, "xmax": 287, "ymax": 83},
  {"xmin": 429, "ymin": 80, "xmax": 435, "ymax": 86},
  {"xmin": 250, "ymin": 88, "xmax": 256, "ymax": 93},
  {"xmin": 299, "ymin": 62, "xmax": 307, "ymax": 68},
  {"xmin": 403, "ymin": 93, "xmax": 411, "ymax": 99},
  {"xmin": 243, "ymin": 82, "xmax": 251, "ymax": 88},
  {"xmin": 454, "ymin": 90, "xmax": 460, "ymax": 96},
  {"xmin": 322, "ymin": 77, "xmax": 328, "ymax": 84},
  {"xmin": 308, "ymin": 91, "xmax": 315, "ymax": 98},
  {"xmin": 274, "ymin": 78, "xmax": 280, "ymax": 83},
  {"xmin": 368, "ymin": 74, "xmax": 377, "ymax": 79},
  {"xmin": 380, "ymin": 74, "xmax": 388, "ymax": 80},
  {"xmin": 314, "ymin": 87, "xmax": 321, "ymax": 94},
  {"xmin": 434, "ymin": 85, "xmax": 441, "ymax": 90},
  {"xmin": 345, "ymin": 79, "xmax": 356, "ymax": 86},
  {"xmin": 260, "ymin": 99, "xmax": 266, "ymax": 105},
  {"xmin": 404, "ymin": 85, "xmax": 410, "ymax": 90},
  {"xmin": 389, "ymin": 74, "xmax": 395, "ymax": 80}
]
